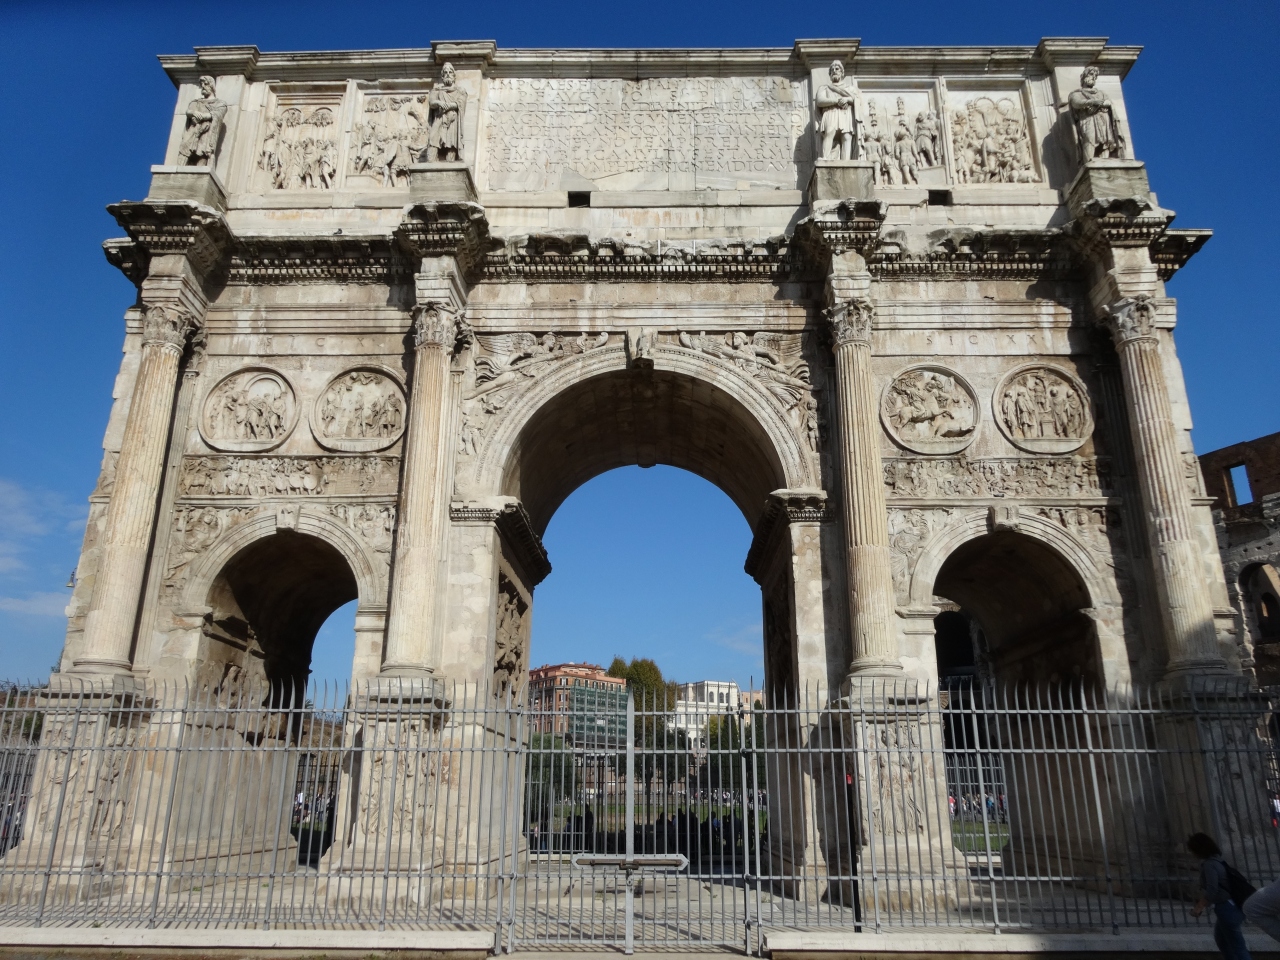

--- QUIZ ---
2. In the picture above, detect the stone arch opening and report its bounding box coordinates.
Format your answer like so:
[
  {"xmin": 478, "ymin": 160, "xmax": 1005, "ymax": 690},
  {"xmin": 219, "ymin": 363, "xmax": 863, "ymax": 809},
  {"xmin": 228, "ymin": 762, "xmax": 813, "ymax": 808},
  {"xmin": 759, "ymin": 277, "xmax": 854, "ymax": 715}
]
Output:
[
  {"xmin": 933, "ymin": 530, "xmax": 1099, "ymax": 686},
  {"xmin": 489, "ymin": 365, "xmax": 815, "ymax": 700},
  {"xmin": 503, "ymin": 368, "xmax": 790, "ymax": 535},
  {"xmin": 205, "ymin": 531, "xmax": 359, "ymax": 702}
]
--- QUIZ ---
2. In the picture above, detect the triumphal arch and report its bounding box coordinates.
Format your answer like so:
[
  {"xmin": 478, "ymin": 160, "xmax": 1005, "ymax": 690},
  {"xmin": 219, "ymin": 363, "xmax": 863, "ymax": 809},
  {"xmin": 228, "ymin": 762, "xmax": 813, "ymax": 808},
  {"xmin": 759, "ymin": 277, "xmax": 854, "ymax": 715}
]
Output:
[{"xmin": 59, "ymin": 36, "xmax": 1234, "ymax": 699}]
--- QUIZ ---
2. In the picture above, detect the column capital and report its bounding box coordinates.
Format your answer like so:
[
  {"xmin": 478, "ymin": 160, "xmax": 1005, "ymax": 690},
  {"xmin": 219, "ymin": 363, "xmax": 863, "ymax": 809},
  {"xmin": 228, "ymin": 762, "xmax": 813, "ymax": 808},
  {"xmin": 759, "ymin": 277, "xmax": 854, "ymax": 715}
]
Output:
[
  {"xmin": 412, "ymin": 302, "xmax": 468, "ymax": 351},
  {"xmin": 141, "ymin": 302, "xmax": 200, "ymax": 351},
  {"xmin": 1098, "ymin": 294, "xmax": 1158, "ymax": 347},
  {"xmin": 825, "ymin": 296, "xmax": 875, "ymax": 346}
]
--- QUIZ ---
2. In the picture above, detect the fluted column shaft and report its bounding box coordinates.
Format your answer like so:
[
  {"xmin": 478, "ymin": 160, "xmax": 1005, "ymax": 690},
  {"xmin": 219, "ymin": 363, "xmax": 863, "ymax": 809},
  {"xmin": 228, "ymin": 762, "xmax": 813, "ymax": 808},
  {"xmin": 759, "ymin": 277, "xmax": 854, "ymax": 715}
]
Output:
[
  {"xmin": 827, "ymin": 287, "xmax": 900, "ymax": 675},
  {"xmin": 75, "ymin": 305, "xmax": 197, "ymax": 673},
  {"xmin": 382, "ymin": 294, "xmax": 458, "ymax": 676},
  {"xmin": 1103, "ymin": 297, "xmax": 1222, "ymax": 674}
]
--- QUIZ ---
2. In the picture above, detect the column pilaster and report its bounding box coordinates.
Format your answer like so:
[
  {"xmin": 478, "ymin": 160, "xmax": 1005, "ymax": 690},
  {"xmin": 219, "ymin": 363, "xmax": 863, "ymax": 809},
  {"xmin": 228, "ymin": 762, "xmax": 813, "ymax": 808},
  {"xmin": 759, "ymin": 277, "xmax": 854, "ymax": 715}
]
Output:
[
  {"xmin": 825, "ymin": 265, "xmax": 900, "ymax": 676},
  {"xmin": 75, "ymin": 202, "xmax": 228, "ymax": 675}
]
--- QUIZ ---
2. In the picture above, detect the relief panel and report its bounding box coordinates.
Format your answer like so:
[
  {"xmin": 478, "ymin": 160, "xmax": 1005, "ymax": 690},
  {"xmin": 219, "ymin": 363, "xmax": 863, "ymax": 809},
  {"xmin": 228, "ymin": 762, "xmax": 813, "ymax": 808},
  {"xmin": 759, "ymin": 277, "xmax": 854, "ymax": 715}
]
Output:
[
  {"xmin": 255, "ymin": 87, "xmax": 345, "ymax": 191},
  {"xmin": 312, "ymin": 368, "xmax": 407, "ymax": 453},
  {"xmin": 994, "ymin": 365, "xmax": 1092, "ymax": 454},
  {"xmin": 880, "ymin": 365, "xmax": 978, "ymax": 455},
  {"xmin": 946, "ymin": 86, "xmax": 1040, "ymax": 184},
  {"xmin": 857, "ymin": 88, "xmax": 947, "ymax": 187},
  {"xmin": 199, "ymin": 368, "xmax": 298, "ymax": 453}
]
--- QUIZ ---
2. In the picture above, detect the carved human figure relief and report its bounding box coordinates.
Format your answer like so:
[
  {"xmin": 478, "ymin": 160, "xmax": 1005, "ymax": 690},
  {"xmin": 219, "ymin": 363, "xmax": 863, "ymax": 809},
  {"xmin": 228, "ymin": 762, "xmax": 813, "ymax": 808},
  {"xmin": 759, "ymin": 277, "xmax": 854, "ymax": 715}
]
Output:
[
  {"xmin": 465, "ymin": 331, "xmax": 610, "ymax": 406},
  {"xmin": 674, "ymin": 330, "xmax": 820, "ymax": 450},
  {"xmin": 200, "ymin": 369, "xmax": 297, "ymax": 452},
  {"xmin": 426, "ymin": 62, "xmax": 466, "ymax": 162},
  {"xmin": 493, "ymin": 575, "xmax": 528, "ymax": 701},
  {"xmin": 1068, "ymin": 66, "xmax": 1126, "ymax": 163},
  {"xmin": 949, "ymin": 95, "xmax": 1039, "ymax": 183},
  {"xmin": 313, "ymin": 369, "xmax": 407, "ymax": 452},
  {"xmin": 994, "ymin": 366, "xmax": 1092, "ymax": 454},
  {"xmin": 815, "ymin": 60, "xmax": 858, "ymax": 161},
  {"xmin": 883, "ymin": 455, "xmax": 1110, "ymax": 499},
  {"xmin": 177, "ymin": 76, "xmax": 227, "ymax": 166},
  {"xmin": 880, "ymin": 366, "xmax": 978, "ymax": 454},
  {"xmin": 350, "ymin": 95, "xmax": 429, "ymax": 186},
  {"xmin": 259, "ymin": 104, "xmax": 339, "ymax": 189},
  {"xmin": 179, "ymin": 455, "xmax": 399, "ymax": 498},
  {"xmin": 888, "ymin": 508, "xmax": 951, "ymax": 603}
]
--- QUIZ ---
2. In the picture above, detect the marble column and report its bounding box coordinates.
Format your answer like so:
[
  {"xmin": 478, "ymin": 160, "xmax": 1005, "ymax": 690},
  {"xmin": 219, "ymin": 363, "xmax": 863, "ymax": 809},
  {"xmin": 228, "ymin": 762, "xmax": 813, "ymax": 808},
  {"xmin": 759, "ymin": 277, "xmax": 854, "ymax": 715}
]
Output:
[
  {"xmin": 74, "ymin": 304, "xmax": 198, "ymax": 674},
  {"xmin": 825, "ymin": 271, "xmax": 900, "ymax": 676},
  {"xmin": 1100, "ymin": 296, "xmax": 1224, "ymax": 675},
  {"xmin": 382, "ymin": 267, "xmax": 464, "ymax": 677}
]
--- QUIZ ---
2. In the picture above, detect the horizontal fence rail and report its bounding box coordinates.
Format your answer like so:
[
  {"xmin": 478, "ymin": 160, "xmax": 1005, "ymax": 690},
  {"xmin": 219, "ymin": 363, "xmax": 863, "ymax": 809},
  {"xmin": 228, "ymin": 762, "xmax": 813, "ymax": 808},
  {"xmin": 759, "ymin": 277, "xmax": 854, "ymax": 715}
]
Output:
[{"xmin": 1, "ymin": 677, "xmax": 1279, "ymax": 951}]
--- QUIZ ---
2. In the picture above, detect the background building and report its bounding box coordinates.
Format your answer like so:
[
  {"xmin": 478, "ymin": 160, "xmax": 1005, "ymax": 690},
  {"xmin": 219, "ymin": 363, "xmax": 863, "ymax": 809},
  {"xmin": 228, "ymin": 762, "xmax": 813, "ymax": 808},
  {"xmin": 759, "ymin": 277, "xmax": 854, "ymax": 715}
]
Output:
[{"xmin": 527, "ymin": 662, "xmax": 627, "ymax": 747}]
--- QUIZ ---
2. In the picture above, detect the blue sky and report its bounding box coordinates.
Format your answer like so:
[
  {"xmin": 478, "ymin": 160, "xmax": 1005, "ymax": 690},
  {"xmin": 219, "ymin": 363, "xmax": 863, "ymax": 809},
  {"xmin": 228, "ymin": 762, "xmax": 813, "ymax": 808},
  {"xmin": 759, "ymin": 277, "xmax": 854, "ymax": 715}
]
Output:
[{"xmin": 1, "ymin": 0, "xmax": 1276, "ymax": 682}]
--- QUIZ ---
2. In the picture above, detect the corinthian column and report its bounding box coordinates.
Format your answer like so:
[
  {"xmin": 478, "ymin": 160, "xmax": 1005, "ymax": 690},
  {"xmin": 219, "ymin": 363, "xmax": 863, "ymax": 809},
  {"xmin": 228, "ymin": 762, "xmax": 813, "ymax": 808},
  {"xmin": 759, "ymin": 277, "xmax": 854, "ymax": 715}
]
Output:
[
  {"xmin": 382, "ymin": 298, "xmax": 459, "ymax": 677},
  {"xmin": 826, "ymin": 281, "xmax": 900, "ymax": 676},
  {"xmin": 1100, "ymin": 296, "xmax": 1224, "ymax": 675},
  {"xmin": 74, "ymin": 304, "xmax": 198, "ymax": 674}
]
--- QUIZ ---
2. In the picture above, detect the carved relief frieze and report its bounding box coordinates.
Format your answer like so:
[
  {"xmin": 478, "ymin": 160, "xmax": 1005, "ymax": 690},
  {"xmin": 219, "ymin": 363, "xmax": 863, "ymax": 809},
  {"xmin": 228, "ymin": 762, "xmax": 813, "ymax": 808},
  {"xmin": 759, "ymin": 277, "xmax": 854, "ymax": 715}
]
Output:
[
  {"xmin": 888, "ymin": 508, "xmax": 953, "ymax": 603},
  {"xmin": 313, "ymin": 369, "xmax": 406, "ymax": 452},
  {"xmin": 350, "ymin": 95, "xmax": 429, "ymax": 187},
  {"xmin": 258, "ymin": 96, "xmax": 341, "ymax": 190},
  {"xmin": 178, "ymin": 455, "xmax": 400, "ymax": 498},
  {"xmin": 881, "ymin": 366, "xmax": 978, "ymax": 455},
  {"xmin": 948, "ymin": 93, "xmax": 1039, "ymax": 184},
  {"xmin": 329, "ymin": 502, "xmax": 396, "ymax": 575},
  {"xmin": 494, "ymin": 574, "xmax": 528, "ymax": 702},
  {"xmin": 883, "ymin": 456, "xmax": 1112, "ymax": 499},
  {"xmin": 672, "ymin": 330, "xmax": 823, "ymax": 452},
  {"xmin": 859, "ymin": 94, "xmax": 945, "ymax": 187},
  {"xmin": 200, "ymin": 368, "xmax": 298, "ymax": 453},
  {"xmin": 162, "ymin": 505, "xmax": 256, "ymax": 597},
  {"xmin": 994, "ymin": 365, "xmax": 1093, "ymax": 454},
  {"xmin": 464, "ymin": 331, "xmax": 611, "ymax": 408}
]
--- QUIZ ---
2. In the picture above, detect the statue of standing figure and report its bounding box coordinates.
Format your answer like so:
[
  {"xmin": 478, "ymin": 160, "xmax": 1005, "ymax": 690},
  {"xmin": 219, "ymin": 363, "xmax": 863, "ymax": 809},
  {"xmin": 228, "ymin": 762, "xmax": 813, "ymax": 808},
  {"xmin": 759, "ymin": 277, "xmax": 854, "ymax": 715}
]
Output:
[
  {"xmin": 425, "ymin": 62, "xmax": 466, "ymax": 162},
  {"xmin": 815, "ymin": 60, "xmax": 858, "ymax": 161},
  {"xmin": 1068, "ymin": 65, "xmax": 1126, "ymax": 163},
  {"xmin": 177, "ymin": 76, "xmax": 227, "ymax": 166}
]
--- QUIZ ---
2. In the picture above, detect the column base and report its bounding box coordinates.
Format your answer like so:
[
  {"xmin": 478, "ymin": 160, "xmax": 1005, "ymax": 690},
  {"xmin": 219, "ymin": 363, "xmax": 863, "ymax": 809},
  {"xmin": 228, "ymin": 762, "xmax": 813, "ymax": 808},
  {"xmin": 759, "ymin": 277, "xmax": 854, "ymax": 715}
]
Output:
[
  {"xmin": 67, "ymin": 657, "xmax": 134, "ymax": 676},
  {"xmin": 1161, "ymin": 657, "xmax": 1233, "ymax": 685},
  {"xmin": 846, "ymin": 657, "xmax": 903, "ymax": 678}
]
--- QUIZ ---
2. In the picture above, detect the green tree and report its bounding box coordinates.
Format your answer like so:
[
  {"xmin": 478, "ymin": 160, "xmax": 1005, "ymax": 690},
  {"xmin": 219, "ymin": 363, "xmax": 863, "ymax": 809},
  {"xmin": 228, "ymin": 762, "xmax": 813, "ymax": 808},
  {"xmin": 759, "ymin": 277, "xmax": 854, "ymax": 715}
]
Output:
[{"xmin": 606, "ymin": 656, "xmax": 688, "ymax": 814}]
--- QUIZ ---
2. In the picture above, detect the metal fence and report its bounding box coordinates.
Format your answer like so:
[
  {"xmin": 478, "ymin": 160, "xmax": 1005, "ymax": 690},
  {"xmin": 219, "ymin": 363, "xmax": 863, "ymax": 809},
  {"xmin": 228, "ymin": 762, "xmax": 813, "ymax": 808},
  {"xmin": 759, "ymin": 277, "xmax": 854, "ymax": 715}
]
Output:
[{"xmin": 1, "ymin": 675, "xmax": 1278, "ymax": 951}]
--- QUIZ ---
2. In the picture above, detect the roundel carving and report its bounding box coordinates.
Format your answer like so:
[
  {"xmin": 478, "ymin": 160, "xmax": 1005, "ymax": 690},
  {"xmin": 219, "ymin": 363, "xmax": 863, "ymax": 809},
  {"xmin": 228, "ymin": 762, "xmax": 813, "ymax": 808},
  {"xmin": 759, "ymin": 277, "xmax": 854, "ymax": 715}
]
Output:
[
  {"xmin": 880, "ymin": 365, "xmax": 979, "ymax": 455},
  {"xmin": 994, "ymin": 364, "xmax": 1092, "ymax": 454},
  {"xmin": 312, "ymin": 368, "xmax": 407, "ymax": 452},
  {"xmin": 200, "ymin": 368, "xmax": 297, "ymax": 453}
]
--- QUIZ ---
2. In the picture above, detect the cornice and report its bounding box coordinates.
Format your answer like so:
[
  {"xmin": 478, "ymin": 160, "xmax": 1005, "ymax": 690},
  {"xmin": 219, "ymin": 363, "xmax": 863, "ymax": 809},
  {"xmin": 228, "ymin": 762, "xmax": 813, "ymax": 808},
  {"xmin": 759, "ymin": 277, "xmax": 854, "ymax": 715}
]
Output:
[
  {"xmin": 792, "ymin": 201, "xmax": 888, "ymax": 272},
  {"xmin": 480, "ymin": 234, "xmax": 792, "ymax": 283},
  {"xmin": 744, "ymin": 488, "xmax": 832, "ymax": 582},
  {"xmin": 450, "ymin": 498, "xmax": 551, "ymax": 587},
  {"xmin": 1150, "ymin": 228, "xmax": 1213, "ymax": 281},
  {"xmin": 395, "ymin": 202, "xmax": 493, "ymax": 279},
  {"xmin": 230, "ymin": 236, "xmax": 413, "ymax": 285},
  {"xmin": 106, "ymin": 200, "xmax": 231, "ymax": 279},
  {"xmin": 869, "ymin": 229, "xmax": 1079, "ymax": 281},
  {"xmin": 102, "ymin": 238, "xmax": 150, "ymax": 289}
]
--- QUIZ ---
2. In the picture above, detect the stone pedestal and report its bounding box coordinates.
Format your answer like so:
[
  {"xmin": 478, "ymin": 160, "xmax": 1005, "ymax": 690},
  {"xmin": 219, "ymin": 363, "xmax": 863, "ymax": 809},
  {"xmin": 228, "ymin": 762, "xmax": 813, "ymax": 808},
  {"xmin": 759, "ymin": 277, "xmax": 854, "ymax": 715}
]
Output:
[
  {"xmin": 808, "ymin": 161, "xmax": 875, "ymax": 204},
  {"xmin": 145, "ymin": 165, "xmax": 228, "ymax": 212},
  {"xmin": 1067, "ymin": 158, "xmax": 1151, "ymax": 211},
  {"xmin": 409, "ymin": 163, "xmax": 479, "ymax": 203}
]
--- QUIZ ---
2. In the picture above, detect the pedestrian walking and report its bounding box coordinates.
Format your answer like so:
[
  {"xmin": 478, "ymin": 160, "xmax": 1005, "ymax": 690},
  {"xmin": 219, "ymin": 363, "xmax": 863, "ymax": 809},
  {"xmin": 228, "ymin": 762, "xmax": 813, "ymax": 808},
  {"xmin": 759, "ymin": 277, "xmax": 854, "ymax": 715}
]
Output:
[{"xmin": 1188, "ymin": 832, "xmax": 1255, "ymax": 960}]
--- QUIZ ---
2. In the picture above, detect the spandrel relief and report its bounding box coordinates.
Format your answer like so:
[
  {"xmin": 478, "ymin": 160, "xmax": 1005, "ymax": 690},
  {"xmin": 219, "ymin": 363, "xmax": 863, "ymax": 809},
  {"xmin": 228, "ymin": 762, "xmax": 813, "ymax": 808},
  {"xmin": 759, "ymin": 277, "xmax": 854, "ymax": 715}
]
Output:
[
  {"xmin": 948, "ymin": 92, "xmax": 1039, "ymax": 184},
  {"xmin": 673, "ymin": 330, "xmax": 822, "ymax": 452},
  {"xmin": 200, "ymin": 369, "xmax": 297, "ymax": 453},
  {"xmin": 313, "ymin": 369, "xmax": 406, "ymax": 453},
  {"xmin": 258, "ymin": 96, "xmax": 342, "ymax": 190},
  {"xmin": 995, "ymin": 366, "xmax": 1092, "ymax": 454},
  {"xmin": 859, "ymin": 93, "xmax": 945, "ymax": 187},
  {"xmin": 881, "ymin": 366, "xmax": 977, "ymax": 455},
  {"xmin": 889, "ymin": 508, "xmax": 953, "ymax": 603}
]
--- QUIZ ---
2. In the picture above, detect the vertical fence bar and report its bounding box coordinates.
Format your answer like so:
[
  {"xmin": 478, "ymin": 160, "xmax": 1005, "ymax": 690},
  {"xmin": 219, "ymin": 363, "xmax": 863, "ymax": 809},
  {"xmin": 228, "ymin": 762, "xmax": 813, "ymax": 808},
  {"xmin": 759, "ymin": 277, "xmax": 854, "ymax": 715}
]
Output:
[
  {"xmin": 147, "ymin": 681, "xmax": 188, "ymax": 926},
  {"xmin": 34, "ymin": 690, "xmax": 82, "ymax": 928}
]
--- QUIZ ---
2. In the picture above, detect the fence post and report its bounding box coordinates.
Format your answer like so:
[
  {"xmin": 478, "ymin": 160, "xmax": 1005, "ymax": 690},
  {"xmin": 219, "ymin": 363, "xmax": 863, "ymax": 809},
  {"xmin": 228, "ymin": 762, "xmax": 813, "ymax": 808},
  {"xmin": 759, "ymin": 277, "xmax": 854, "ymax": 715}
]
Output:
[{"xmin": 147, "ymin": 681, "xmax": 189, "ymax": 927}]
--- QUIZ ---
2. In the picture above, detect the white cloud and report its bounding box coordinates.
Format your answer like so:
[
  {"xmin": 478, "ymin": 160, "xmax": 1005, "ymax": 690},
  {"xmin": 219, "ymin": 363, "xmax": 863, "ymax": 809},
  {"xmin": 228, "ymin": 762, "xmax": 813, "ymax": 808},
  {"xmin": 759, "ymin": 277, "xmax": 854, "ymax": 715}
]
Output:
[
  {"xmin": 0, "ymin": 478, "xmax": 85, "ymax": 578},
  {"xmin": 707, "ymin": 621, "xmax": 763, "ymax": 657},
  {"xmin": 0, "ymin": 592, "xmax": 70, "ymax": 617}
]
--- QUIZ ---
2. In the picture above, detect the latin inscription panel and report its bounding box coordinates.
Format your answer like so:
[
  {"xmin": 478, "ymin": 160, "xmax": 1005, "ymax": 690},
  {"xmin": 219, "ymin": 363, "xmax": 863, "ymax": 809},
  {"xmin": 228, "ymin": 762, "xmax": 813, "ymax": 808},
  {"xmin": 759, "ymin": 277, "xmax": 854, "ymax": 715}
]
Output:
[{"xmin": 482, "ymin": 76, "xmax": 812, "ymax": 192}]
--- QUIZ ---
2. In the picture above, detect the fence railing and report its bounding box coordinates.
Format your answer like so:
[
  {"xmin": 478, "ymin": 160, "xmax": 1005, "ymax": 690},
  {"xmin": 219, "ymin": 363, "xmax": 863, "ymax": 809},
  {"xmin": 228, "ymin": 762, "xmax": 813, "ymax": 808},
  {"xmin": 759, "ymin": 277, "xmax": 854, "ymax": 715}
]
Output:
[{"xmin": 0, "ymin": 676, "xmax": 1278, "ymax": 950}]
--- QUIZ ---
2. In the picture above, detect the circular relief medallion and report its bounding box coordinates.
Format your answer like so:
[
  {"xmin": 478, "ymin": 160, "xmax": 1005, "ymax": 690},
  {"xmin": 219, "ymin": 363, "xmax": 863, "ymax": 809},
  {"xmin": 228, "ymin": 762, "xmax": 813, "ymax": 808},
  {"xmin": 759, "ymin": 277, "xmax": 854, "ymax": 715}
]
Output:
[
  {"xmin": 994, "ymin": 364, "xmax": 1093, "ymax": 454},
  {"xmin": 880, "ymin": 365, "xmax": 979, "ymax": 455},
  {"xmin": 199, "ymin": 368, "xmax": 297, "ymax": 453},
  {"xmin": 312, "ymin": 368, "xmax": 407, "ymax": 452}
]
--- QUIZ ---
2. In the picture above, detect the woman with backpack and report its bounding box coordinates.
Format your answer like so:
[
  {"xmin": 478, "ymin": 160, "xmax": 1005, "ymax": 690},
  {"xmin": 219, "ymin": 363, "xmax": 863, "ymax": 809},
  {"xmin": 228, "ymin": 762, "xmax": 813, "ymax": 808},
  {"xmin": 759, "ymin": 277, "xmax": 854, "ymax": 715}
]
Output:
[{"xmin": 1188, "ymin": 832, "xmax": 1255, "ymax": 960}]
